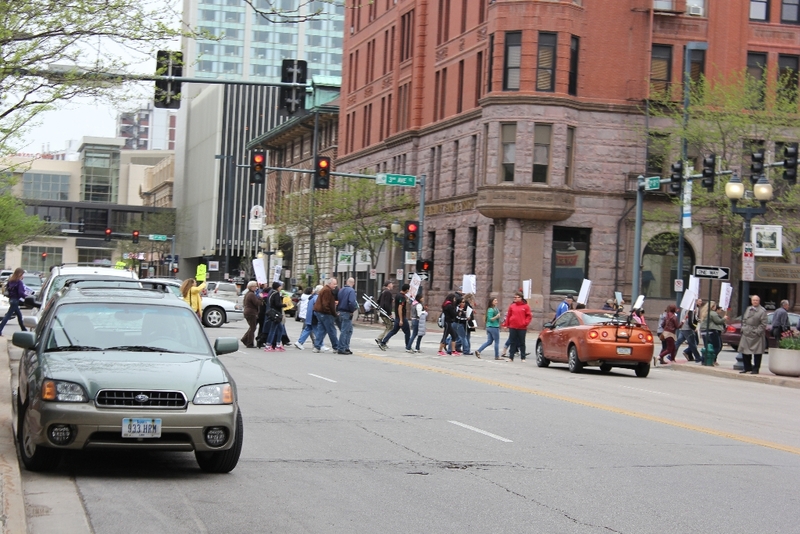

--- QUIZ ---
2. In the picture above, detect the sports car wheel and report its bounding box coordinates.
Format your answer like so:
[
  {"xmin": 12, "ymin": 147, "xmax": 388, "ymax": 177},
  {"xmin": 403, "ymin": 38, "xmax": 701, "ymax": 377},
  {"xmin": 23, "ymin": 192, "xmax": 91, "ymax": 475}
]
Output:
[
  {"xmin": 196, "ymin": 410, "xmax": 243, "ymax": 473},
  {"xmin": 599, "ymin": 364, "xmax": 612, "ymax": 374},
  {"xmin": 17, "ymin": 401, "xmax": 60, "ymax": 471},
  {"xmin": 203, "ymin": 306, "xmax": 226, "ymax": 328},
  {"xmin": 568, "ymin": 345, "xmax": 583, "ymax": 374},
  {"xmin": 635, "ymin": 362, "xmax": 650, "ymax": 378},
  {"xmin": 535, "ymin": 341, "xmax": 550, "ymax": 368}
]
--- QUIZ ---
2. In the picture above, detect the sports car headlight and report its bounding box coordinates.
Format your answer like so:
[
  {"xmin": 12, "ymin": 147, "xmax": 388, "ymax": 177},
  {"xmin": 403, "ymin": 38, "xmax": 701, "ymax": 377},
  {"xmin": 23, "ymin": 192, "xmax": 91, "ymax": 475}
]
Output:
[
  {"xmin": 42, "ymin": 380, "xmax": 88, "ymax": 402},
  {"xmin": 193, "ymin": 383, "xmax": 233, "ymax": 405}
]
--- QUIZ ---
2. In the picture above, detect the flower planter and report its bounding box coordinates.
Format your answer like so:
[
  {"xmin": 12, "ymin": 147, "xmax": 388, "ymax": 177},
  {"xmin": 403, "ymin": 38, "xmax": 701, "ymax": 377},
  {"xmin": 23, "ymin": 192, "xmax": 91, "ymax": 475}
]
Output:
[{"xmin": 768, "ymin": 348, "xmax": 800, "ymax": 377}]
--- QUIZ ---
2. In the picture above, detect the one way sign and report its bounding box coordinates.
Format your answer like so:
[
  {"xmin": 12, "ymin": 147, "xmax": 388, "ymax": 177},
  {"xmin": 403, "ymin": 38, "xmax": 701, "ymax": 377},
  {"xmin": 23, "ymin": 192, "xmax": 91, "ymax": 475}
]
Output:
[{"xmin": 693, "ymin": 265, "xmax": 730, "ymax": 280}]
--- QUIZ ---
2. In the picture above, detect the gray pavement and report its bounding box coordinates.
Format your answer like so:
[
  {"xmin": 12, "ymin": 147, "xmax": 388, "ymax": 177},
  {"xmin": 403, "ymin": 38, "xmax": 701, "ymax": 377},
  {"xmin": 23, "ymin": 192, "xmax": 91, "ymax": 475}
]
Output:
[{"xmin": 0, "ymin": 309, "xmax": 797, "ymax": 530}]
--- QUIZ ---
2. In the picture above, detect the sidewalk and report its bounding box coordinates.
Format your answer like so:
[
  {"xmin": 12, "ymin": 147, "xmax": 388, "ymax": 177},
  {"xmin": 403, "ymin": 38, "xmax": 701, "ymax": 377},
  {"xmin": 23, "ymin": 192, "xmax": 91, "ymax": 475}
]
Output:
[{"xmin": 0, "ymin": 338, "xmax": 27, "ymax": 533}]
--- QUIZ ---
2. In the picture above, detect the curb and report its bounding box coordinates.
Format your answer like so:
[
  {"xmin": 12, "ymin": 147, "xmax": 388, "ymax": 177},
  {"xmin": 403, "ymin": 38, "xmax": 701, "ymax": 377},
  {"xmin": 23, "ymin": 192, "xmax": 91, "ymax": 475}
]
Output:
[
  {"xmin": 0, "ymin": 339, "xmax": 26, "ymax": 533},
  {"xmin": 664, "ymin": 361, "xmax": 800, "ymax": 389}
]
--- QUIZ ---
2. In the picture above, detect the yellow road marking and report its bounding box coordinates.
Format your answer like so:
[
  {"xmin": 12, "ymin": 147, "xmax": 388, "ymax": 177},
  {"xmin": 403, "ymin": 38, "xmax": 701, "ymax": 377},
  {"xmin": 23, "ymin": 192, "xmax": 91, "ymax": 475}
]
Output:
[{"xmin": 359, "ymin": 352, "xmax": 800, "ymax": 456}]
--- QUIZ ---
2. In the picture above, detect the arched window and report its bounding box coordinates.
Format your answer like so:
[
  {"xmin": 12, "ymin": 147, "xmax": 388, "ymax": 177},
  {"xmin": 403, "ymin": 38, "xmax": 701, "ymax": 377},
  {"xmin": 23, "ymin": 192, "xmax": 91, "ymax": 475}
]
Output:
[{"xmin": 641, "ymin": 232, "xmax": 695, "ymax": 300}]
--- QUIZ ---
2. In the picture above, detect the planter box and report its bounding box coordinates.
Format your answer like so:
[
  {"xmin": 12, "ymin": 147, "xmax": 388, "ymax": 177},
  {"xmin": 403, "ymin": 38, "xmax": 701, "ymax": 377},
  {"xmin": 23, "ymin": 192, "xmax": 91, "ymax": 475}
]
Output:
[{"xmin": 768, "ymin": 348, "xmax": 800, "ymax": 377}]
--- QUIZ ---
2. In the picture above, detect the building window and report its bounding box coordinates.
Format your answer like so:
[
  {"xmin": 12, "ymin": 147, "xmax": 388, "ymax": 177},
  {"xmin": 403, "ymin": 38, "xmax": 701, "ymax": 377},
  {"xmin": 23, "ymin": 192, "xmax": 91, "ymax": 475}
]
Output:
[
  {"xmin": 81, "ymin": 146, "xmax": 120, "ymax": 203},
  {"xmin": 468, "ymin": 227, "xmax": 477, "ymax": 275},
  {"xmin": 537, "ymin": 33, "xmax": 557, "ymax": 92},
  {"xmin": 647, "ymin": 133, "xmax": 669, "ymax": 176},
  {"xmin": 427, "ymin": 231, "xmax": 436, "ymax": 284},
  {"xmin": 782, "ymin": 0, "xmax": 800, "ymax": 22},
  {"xmin": 551, "ymin": 227, "xmax": 590, "ymax": 296},
  {"xmin": 568, "ymin": 36, "xmax": 579, "ymax": 96},
  {"xmin": 641, "ymin": 233, "xmax": 695, "ymax": 300},
  {"xmin": 650, "ymin": 45, "xmax": 672, "ymax": 96},
  {"xmin": 400, "ymin": 10, "xmax": 414, "ymax": 62},
  {"xmin": 487, "ymin": 34, "xmax": 494, "ymax": 93},
  {"xmin": 565, "ymin": 127, "xmax": 575, "ymax": 187},
  {"xmin": 751, "ymin": 0, "xmax": 769, "ymax": 20},
  {"xmin": 448, "ymin": 229, "xmax": 456, "ymax": 290},
  {"xmin": 437, "ymin": 0, "xmax": 451, "ymax": 45},
  {"xmin": 21, "ymin": 246, "xmax": 63, "ymax": 273},
  {"xmin": 533, "ymin": 124, "xmax": 552, "ymax": 183},
  {"xmin": 688, "ymin": 48, "xmax": 705, "ymax": 84},
  {"xmin": 778, "ymin": 54, "xmax": 799, "ymax": 102},
  {"xmin": 747, "ymin": 52, "xmax": 768, "ymax": 107},
  {"xmin": 457, "ymin": 60, "xmax": 464, "ymax": 113},
  {"xmin": 475, "ymin": 51, "xmax": 483, "ymax": 107},
  {"xmin": 22, "ymin": 172, "xmax": 70, "ymax": 201},
  {"xmin": 503, "ymin": 32, "xmax": 521, "ymax": 91},
  {"xmin": 501, "ymin": 123, "xmax": 516, "ymax": 182}
]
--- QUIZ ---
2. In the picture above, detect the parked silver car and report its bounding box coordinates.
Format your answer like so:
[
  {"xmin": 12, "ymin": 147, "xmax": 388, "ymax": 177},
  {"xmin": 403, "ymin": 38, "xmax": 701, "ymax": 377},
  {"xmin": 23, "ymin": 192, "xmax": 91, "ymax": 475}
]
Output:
[
  {"xmin": 12, "ymin": 286, "xmax": 243, "ymax": 473},
  {"xmin": 140, "ymin": 279, "xmax": 244, "ymax": 328}
]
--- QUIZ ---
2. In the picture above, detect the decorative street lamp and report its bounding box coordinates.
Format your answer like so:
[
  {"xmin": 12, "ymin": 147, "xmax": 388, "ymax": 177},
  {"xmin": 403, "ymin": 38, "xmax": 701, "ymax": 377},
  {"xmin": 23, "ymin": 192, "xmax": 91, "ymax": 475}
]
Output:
[{"xmin": 725, "ymin": 172, "xmax": 773, "ymax": 370}]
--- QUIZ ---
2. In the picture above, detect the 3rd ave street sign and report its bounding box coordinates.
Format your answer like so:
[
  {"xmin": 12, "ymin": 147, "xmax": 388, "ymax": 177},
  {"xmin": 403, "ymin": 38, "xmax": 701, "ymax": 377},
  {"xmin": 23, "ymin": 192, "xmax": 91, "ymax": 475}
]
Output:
[
  {"xmin": 693, "ymin": 265, "xmax": 730, "ymax": 280},
  {"xmin": 376, "ymin": 173, "xmax": 417, "ymax": 187}
]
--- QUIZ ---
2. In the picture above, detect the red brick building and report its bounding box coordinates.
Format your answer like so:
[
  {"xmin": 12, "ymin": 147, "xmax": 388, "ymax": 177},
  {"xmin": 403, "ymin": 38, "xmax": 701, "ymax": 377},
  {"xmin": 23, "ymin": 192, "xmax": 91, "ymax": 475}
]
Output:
[{"xmin": 339, "ymin": 0, "xmax": 800, "ymax": 325}]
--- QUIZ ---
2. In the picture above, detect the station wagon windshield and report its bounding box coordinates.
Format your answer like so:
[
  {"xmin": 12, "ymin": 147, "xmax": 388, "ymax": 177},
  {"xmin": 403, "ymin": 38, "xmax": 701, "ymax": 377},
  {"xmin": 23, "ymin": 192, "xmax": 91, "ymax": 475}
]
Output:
[{"xmin": 45, "ymin": 303, "xmax": 212, "ymax": 355}]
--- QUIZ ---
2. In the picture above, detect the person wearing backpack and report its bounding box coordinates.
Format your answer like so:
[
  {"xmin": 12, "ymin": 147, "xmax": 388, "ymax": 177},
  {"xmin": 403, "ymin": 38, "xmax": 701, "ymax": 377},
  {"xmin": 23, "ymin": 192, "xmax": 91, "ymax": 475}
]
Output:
[
  {"xmin": 0, "ymin": 268, "xmax": 28, "ymax": 336},
  {"xmin": 264, "ymin": 281, "xmax": 286, "ymax": 352}
]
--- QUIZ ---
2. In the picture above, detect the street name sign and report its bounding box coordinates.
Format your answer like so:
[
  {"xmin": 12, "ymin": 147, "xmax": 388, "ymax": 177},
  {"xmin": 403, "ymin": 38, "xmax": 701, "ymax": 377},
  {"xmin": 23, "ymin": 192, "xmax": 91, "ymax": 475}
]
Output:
[
  {"xmin": 645, "ymin": 177, "xmax": 661, "ymax": 191},
  {"xmin": 376, "ymin": 173, "xmax": 417, "ymax": 187},
  {"xmin": 149, "ymin": 234, "xmax": 168, "ymax": 241},
  {"xmin": 693, "ymin": 265, "xmax": 730, "ymax": 280}
]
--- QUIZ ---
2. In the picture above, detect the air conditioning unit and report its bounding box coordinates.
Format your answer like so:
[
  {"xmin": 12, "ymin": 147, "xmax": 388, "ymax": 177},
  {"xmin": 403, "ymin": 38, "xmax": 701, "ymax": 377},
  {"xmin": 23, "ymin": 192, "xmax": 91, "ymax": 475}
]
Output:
[{"xmin": 688, "ymin": 5, "xmax": 704, "ymax": 16}]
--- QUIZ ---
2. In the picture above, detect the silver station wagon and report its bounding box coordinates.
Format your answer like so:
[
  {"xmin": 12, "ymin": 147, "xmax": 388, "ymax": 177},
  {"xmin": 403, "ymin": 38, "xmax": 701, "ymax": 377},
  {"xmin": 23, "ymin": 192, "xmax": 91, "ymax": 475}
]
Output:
[{"xmin": 12, "ymin": 286, "xmax": 243, "ymax": 473}]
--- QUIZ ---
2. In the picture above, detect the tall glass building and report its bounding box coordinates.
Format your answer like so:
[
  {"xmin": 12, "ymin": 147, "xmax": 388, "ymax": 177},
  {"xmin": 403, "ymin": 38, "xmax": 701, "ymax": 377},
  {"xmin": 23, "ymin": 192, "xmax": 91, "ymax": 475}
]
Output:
[{"xmin": 184, "ymin": 0, "xmax": 344, "ymax": 80}]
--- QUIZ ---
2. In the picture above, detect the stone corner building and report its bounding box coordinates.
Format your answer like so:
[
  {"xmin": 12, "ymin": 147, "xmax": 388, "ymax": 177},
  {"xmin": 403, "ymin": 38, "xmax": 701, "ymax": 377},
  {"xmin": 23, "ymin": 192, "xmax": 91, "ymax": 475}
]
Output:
[{"xmin": 337, "ymin": 0, "xmax": 800, "ymax": 328}]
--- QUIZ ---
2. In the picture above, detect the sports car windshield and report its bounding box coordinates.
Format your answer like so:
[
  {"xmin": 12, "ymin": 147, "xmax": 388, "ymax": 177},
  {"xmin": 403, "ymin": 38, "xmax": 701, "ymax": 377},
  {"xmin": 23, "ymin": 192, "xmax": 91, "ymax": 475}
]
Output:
[
  {"xmin": 581, "ymin": 312, "xmax": 631, "ymax": 325},
  {"xmin": 45, "ymin": 303, "xmax": 212, "ymax": 355}
]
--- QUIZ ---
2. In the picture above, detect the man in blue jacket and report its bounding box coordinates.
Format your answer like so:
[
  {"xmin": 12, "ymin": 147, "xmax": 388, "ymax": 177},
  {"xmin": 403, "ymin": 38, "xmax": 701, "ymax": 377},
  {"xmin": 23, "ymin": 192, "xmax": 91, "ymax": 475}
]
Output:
[{"xmin": 336, "ymin": 277, "xmax": 357, "ymax": 354}]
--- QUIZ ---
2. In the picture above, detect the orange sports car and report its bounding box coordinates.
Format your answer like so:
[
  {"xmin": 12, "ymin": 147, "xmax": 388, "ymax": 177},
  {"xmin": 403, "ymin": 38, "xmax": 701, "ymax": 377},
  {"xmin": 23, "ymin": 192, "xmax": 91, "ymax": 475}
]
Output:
[{"xmin": 535, "ymin": 310, "xmax": 654, "ymax": 377}]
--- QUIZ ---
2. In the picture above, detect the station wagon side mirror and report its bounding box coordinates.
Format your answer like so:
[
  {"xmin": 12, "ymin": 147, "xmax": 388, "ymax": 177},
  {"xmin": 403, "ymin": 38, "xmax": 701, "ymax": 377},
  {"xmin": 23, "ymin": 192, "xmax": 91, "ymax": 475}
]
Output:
[
  {"xmin": 22, "ymin": 316, "xmax": 38, "ymax": 330},
  {"xmin": 12, "ymin": 331, "xmax": 36, "ymax": 350},
  {"xmin": 214, "ymin": 337, "xmax": 240, "ymax": 355}
]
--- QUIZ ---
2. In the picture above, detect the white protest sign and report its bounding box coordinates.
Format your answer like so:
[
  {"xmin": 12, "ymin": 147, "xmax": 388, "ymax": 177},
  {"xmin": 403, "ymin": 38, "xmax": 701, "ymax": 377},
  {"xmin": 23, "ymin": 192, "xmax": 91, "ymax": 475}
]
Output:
[
  {"xmin": 679, "ymin": 289, "xmax": 697, "ymax": 311},
  {"xmin": 273, "ymin": 265, "xmax": 282, "ymax": 283},
  {"xmin": 689, "ymin": 275, "xmax": 700, "ymax": 297},
  {"xmin": 577, "ymin": 279, "xmax": 591, "ymax": 305},
  {"xmin": 719, "ymin": 282, "xmax": 732, "ymax": 310},
  {"xmin": 408, "ymin": 273, "xmax": 421, "ymax": 300},
  {"xmin": 461, "ymin": 274, "xmax": 476, "ymax": 294},
  {"xmin": 522, "ymin": 280, "xmax": 532, "ymax": 300},
  {"xmin": 252, "ymin": 258, "xmax": 267, "ymax": 285}
]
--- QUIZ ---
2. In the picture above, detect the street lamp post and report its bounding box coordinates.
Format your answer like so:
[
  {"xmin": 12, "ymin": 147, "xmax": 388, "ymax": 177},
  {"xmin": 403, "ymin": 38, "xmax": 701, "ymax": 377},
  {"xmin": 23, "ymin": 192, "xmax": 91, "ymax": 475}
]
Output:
[{"xmin": 725, "ymin": 173, "xmax": 773, "ymax": 370}]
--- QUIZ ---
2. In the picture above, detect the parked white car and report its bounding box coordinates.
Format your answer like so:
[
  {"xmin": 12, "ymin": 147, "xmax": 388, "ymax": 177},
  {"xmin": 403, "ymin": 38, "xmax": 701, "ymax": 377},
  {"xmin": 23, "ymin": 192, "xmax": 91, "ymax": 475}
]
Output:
[{"xmin": 141, "ymin": 279, "xmax": 244, "ymax": 328}]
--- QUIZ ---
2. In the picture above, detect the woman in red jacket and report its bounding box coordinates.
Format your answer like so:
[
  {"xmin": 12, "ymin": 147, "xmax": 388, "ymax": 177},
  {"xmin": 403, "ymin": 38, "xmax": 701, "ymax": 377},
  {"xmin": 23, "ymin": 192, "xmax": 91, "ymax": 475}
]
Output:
[
  {"xmin": 502, "ymin": 292, "xmax": 532, "ymax": 361},
  {"xmin": 658, "ymin": 304, "xmax": 680, "ymax": 364}
]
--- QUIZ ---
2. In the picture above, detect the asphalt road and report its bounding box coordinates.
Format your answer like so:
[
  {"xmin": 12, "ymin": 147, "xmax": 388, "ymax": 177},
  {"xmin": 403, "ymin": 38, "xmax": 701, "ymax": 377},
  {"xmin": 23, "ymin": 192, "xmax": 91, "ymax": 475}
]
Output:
[{"xmin": 7, "ymin": 315, "xmax": 800, "ymax": 533}]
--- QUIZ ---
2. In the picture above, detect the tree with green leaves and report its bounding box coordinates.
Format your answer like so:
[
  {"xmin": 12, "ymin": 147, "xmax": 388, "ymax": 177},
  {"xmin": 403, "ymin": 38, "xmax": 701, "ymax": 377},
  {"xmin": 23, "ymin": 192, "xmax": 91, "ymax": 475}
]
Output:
[
  {"xmin": 0, "ymin": 173, "xmax": 47, "ymax": 250},
  {"xmin": 646, "ymin": 67, "xmax": 800, "ymax": 257},
  {"xmin": 274, "ymin": 178, "xmax": 414, "ymax": 287},
  {"xmin": 0, "ymin": 0, "xmax": 192, "ymax": 156}
]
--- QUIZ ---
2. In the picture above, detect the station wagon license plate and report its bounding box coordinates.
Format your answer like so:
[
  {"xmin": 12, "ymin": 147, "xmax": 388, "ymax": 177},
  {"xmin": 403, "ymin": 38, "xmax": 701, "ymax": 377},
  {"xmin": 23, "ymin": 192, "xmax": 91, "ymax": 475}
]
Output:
[
  {"xmin": 122, "ymin": 418, "xmax": 162, "ymax": 438},
  {"xmin": 616, "ymin": 347, "xmax": 632, "ymax": 355}
]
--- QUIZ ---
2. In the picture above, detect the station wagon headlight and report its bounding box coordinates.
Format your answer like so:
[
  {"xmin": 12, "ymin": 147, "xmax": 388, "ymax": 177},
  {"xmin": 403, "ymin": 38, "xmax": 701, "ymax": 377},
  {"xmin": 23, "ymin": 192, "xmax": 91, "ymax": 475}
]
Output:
[
  {"xmin": 42, "ymin": 380, "xmax": 88, "ymax": 402},
  {"xmin": 193, "ymin": 383, "xmax": 233, "ymax": 405}
]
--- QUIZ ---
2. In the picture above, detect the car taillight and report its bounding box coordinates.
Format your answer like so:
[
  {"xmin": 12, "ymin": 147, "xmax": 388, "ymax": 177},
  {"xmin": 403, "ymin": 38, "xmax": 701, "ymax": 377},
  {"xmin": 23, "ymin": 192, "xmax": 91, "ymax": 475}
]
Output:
[
  {"xmin": 726, "ymin": 325, "xmax": 736, "ymax": 332},
  {"xmin": 588, "ymin": 330, "xmax": 599, "ymax": 339}
]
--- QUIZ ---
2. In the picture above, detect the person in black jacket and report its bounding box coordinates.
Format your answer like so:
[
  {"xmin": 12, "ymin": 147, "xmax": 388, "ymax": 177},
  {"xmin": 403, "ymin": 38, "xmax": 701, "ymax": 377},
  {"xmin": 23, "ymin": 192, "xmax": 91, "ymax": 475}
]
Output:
[
  {"xmin": 375, "ymin": 281, "xmax": 395, "ymax": 346},
  {"xmin": 438, "ymin": 293, "xmax": 459, "ymax": 355},
  {"xmin": 265, "ymin": 282, "xmax": 286, "ymax": 351}
]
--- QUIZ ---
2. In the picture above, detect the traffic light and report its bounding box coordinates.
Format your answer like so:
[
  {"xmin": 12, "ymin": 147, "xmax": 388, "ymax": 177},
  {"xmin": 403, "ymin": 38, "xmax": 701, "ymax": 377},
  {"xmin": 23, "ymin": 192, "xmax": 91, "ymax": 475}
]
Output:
[
  {"xmin": 171, "ymin": 266, "xmax": 179, "ymax": 274},
  {"xmin": 669, "ymin": 161, "xmax": 683, "ymax": 196},
  {"xmin": 784, "ymin": 142, "xmax": 798, "ymax": 185},
  {"xmin": 250, "ymin": 149, "xmax": 266, "ymax": 184},
  {"xmin": 78, "ymin": 218, "xmax": 85, "ymax": 233},
  {"xmin": 416, "ymin": 259, "xmax": 433, "ymax": 272},
  {"xmin": 41, "ymin": 252, "xmax": 47, "ymax": 261},
  {"xmin": 132, "ymin": 230, "xmax": 140, "ymax": 244},
  {"xmin": 104, "ymin": 228, "xmax": 112, "ymax": 242},
  {"xmin": 154, "ymin": 50, "xmax": 183, "ymax": 109},
  {"xmin": 750, "ymin": 149, "xmax": 765, "ymax": 184},
  {"xmin": 314, "ymin": 156, "xmax": 331, "ymax": 189},
  {"xmin": 279, "ymin": 59, "xmax": 307, "ymax": 114},
  {"xmin": 403, "ymin": 220, "xmax": 419, "ymax": 252},
  {"xmin": 701, "ymin": 154, "xmax": 716, "ymax": 192}
]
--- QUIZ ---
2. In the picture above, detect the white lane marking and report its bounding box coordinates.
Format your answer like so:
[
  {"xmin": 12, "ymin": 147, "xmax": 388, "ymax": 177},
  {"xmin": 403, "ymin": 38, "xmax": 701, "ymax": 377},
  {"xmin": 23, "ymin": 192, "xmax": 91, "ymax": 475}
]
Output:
[
  {"xmin": 308, "ymin": 373, "xmax": 337, "ymax": 383},
  {"xmin": 448, "ymin": 420, "xmax": 513, "ymax": 443},
  {"xmin": 619, "ymin": 385, "xmax": 671, "ymax": 396}
]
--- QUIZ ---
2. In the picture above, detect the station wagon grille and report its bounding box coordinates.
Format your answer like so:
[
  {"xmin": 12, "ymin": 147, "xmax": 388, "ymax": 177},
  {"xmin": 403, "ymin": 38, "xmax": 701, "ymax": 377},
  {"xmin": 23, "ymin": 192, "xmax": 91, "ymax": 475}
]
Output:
[{"xmin": 96, "ymin": 390, "xmax": 187, "ymax": 409}]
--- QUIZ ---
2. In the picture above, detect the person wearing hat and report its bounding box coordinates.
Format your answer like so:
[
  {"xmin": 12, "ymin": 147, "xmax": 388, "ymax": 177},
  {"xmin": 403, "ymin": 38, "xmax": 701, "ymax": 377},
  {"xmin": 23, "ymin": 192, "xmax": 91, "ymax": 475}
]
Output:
[
  {"xmin": 602, "ymin": 299, "xmax": 615, "ymax": 311},
  {"xmin": 555, "ymin": 294, "xmax": 573, "ymax": 320}
]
